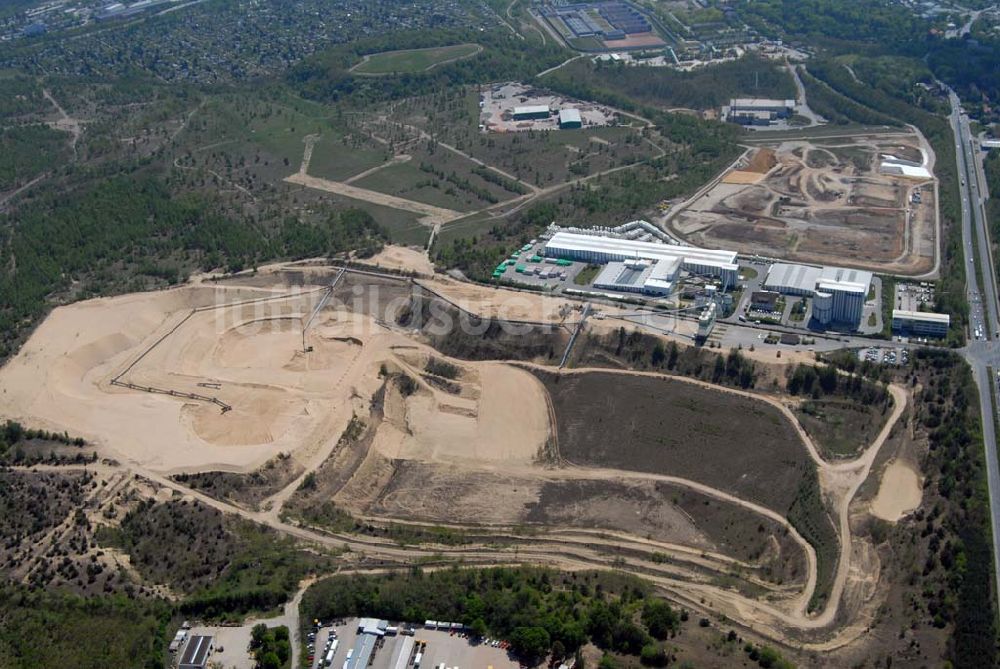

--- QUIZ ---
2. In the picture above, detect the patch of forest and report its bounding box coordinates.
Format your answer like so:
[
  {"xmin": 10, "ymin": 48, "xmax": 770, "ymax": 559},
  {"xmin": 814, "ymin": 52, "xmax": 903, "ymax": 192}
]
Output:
[{"xmin": 544, "ymin": 55, "xmax": 795, "ymax": 111}]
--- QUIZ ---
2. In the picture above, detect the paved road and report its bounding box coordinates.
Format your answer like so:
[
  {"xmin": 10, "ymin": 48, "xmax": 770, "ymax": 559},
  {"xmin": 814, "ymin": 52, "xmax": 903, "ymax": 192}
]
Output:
[{"xmin": 949, "ymin": 89, "xmax": 1000, "ymax": 613}]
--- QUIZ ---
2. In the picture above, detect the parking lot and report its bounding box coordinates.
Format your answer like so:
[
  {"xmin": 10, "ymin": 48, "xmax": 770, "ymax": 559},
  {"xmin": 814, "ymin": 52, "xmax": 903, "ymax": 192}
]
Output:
[
  {"xmin": 857, "ymin": 346, "xmax": 910, "ymax": 366},
  {"xmin": 185, "ymin": 623, "xmax": 256, "ymax": 669},
  {"xmin": 495, "ymin": 239, "xmax": 585, "ymax": 289},
  {"xmin": 895, "ymin": 281, "xmax": 935, "ymax": 312},
  {"xmin": 307, "ymin": 619, "xmax": 520, "ymax": 669}
]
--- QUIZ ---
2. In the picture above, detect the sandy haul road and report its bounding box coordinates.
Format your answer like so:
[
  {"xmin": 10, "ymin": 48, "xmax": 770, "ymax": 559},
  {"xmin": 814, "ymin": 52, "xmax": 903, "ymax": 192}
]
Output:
[{"xmin": 0, "ymin": 271, "xmax": 910, "ymax": 652}]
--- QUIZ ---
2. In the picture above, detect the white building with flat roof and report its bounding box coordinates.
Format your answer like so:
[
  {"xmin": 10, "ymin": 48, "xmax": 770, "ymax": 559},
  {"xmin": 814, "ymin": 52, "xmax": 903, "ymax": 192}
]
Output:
[
  {"xmin": 513, "ymin": 105, "xmax": 550, "ymax": 120},
  {"xmin": 544, "ymin": 231, "xmax": 739, "ymax": 286},
  {"xmin": 764, "ymin": 262, "xmax": 872, "ymax": 328},
  {"xmin": 592, "ymin": 257, "xmax": 681, "ymax": 296},
  {"xmin": 892, "ymin": 309, "xmax": 950, "ymax": 337}
]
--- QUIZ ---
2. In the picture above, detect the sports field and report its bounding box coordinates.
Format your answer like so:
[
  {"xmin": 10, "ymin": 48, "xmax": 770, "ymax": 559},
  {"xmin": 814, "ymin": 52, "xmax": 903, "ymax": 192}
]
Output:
[{"xmin": 351, "ymin": 43, "xmax": 481, "ymax": 75}]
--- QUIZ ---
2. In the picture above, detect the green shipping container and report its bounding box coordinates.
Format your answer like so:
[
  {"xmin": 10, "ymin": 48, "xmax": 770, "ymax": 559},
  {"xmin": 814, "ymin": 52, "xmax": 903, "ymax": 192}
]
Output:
[{"xmin": 515, "ymin": 265, "xmax": 526, "ymax": 273}]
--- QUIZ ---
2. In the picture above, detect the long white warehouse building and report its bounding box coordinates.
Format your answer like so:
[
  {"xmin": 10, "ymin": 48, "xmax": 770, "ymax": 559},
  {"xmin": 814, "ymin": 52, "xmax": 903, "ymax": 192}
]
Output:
[{"xmin": 544, "ymin": 232, "xmax": 739, "ymax": 286}]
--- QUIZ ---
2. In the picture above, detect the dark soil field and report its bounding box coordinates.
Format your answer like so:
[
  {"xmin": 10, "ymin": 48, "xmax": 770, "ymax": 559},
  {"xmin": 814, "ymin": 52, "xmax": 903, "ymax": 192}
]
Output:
[
  {"xmin": 531, "ymin": 370, "xmax": 812, "ymax": 513},
  {"xmin": 795, "ymin": 398, "xmax": 893, "ymax": 459},
  {"xmin": 526, "ymin": 479, "xmax": 807, "ymax": 586}
]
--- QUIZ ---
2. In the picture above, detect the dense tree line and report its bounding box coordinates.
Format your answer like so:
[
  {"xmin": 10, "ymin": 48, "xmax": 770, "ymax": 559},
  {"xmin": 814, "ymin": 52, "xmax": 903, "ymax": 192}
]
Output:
[
  {"xmin": 0, "ymin": 586, "xmax": 171, "ymax": 669},
  {"xmin": 728, "ymin": 0, "xmax": 1000, "ymax": 123},
  {"xmin": 928, "ymin": 35, "xmax": 1000, "ymax": 123},
  {"xmin": 732, "ymin": 0, "xmax": 926, "ymax": 52},
  {"xmin": 0, "ymin": 420, "xmax": 85, "ymax": 456},
  {"xmin": 786, "ymin": 363, "xmax": 889, "ymax": 405},
  {"xmin": 300, "ymin": 568, "xmax": 684, "ymax": 664},
  {"xmin": 546, "ymin": 55, "xmax": 795, "ymax": 111},
  {"xmin": 910, "ymin": 349, "xmax": 997, "ymax": 666},
  {"xmin": 984, "ymin": 151, "xmax": 1000, "ymax": 289},
  {"xmin": 583, "ymin": 329, "xmax": 760, "ymax": 390},
  {"xmin": 250, "ymin": 624, "xmax": 291, "ymax": 669},
  {"xmin": 797, "ymin": 69, "xmax": 898, "ymax": 126},
  {"xmin": 0, "ymin": 124, "xmax": 67, "ymax": 190}
]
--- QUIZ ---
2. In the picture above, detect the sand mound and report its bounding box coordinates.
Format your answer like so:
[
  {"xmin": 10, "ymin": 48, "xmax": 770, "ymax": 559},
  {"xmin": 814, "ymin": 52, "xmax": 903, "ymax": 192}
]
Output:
[
  {"xmin": 363, "ymin": 245, "xmax": 434, "ymax": 275},
  {"xmin": 722, "ymin": 170, "xmax": 766, "ymax": 185},
  {"xmin": 185, "ymin": 387, "xmax": 299, "ymax": 446},
  {"xmin": 214, "ymin": 318, "xmax": 303, "ymax": 369},
  {"xmin": 375, "ymin": 362, "xmax": 549, "ymax": 464},
  {"xmin": 746, "ymin": 147, "xmax": 777, "ymax": 174},
  {"xmin": 870, "ymin": 460, "xmax": 921, "ymax": 522}
]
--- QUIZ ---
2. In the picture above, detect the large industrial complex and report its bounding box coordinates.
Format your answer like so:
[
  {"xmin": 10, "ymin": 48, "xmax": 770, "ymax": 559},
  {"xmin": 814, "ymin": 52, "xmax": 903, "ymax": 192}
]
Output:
[
  {"xmin": 763, "ymin": 262, "xmax": 873, "ymax": 328},
  {"xmin": 536, "ymin": 0, "xmax": 666, "ymax": 50},
  {"xmin": 489, "ymin": 217, "xmax": 914, "ymax": 336},
  {"xmin": 544, "ymin": 230, "xmax": 740, "ymax": 286}
]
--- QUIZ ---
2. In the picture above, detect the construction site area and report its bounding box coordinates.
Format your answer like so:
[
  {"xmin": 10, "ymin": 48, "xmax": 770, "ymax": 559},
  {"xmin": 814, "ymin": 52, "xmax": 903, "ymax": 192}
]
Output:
[
  {"xmin": 0, "ymin": 251, "xmax": 938, "ymax": 665},
  {"xmin": 667, "ymin": 130, "xmax": 938, "ymax": 276}
]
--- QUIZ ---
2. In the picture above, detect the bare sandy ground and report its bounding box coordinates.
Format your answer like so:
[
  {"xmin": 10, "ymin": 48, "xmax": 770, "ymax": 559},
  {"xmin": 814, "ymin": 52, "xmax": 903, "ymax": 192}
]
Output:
[
  {"xmin": 869, "ymin": 459, "xmax": 922, "ymax": 522},
  {"xmin": 420, "ymin": 277, "xmax": 585, "ymax": 324},
  {"xmin": 722, "ymin": 170, "xmax": 767, "ymax": 184},
  {"xmin": 373, "ymin": 362, "xmax": 549, "ymax": 465},
  {"xmin": 0, "ymin": 275, "xmax": 553, "ymax": 475},
  {"xmin": 0, "ymin": 283, "xmax": 393, "ymax": 473},
  {"xmin": 362, "ymin": 245, "xmax": 435, "ymax": 275}
]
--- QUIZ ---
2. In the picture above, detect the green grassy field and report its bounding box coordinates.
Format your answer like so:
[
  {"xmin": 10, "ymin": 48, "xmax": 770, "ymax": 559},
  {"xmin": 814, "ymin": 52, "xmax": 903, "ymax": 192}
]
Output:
[
  {"xmin": 307, "ymin": 136, "xmax": 389, "ymax": 181},
  {"xmin": 352, "ymin": 43, "xmax": 480, "ymax": 75}
]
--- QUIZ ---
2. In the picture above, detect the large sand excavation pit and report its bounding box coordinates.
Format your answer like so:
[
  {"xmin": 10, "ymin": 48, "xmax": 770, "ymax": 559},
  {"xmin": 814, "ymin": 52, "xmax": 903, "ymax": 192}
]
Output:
[
  {"xmin": 0, "ymin": 271, "xmax": 564, "ymax": 473},
  {"xmin": 0, "ymin": 281, "xmax": 394, "ymax": 472}
]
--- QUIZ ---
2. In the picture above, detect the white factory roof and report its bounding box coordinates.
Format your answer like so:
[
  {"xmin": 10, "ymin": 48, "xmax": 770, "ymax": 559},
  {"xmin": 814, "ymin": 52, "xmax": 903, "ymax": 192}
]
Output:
[
  {"xmin": 559, "ymin": 108, "xmax": 582, "ymax": 124},
  {"xmin": 645, "ymin": 256, "xmax": 682, "ymax": 293},
  {"xmin": 982, "ymin": 139, "xmax": 1000, "ymax": 149},
  {"xmin": 817, "ymin": 265, "xmax": 873, "ymax": 294},
  {"xmin": 879, "ymin": 157, "xmax": 931, "ymax": 179},
  {"xmin": 545, "ymin": 231, "xmax": 738, "ymax": 271},
  {"xmin": 892, "ymin": 309, "xmax": 950, "ymax": 324},
  {"xmin": 765, "ymin": 262, "xmax": 872, "ymax": 295},
  {"xmin": 514, "ymin": 104, "xmax": 550, "ymax": 116},
  {"xmin": 764, "ymin": 262, "xmax": 821, "ymax": 293},
  {"xmin": 729, "ymin": 98, "xmax": 795, "ymax": 109}
]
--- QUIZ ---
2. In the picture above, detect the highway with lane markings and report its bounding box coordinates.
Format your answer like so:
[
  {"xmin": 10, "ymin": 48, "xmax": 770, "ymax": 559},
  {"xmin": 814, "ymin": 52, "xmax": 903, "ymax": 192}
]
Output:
[{"xmin": 949, "ymin": 88, "xmax": 1000, "ymax": 614}]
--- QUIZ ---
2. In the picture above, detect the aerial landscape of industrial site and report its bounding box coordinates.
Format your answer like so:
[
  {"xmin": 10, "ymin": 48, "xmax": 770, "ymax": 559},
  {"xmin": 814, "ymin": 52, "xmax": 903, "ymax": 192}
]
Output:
[{"xmin": 1, "ymin": 1, "xmax": 1000, "ymax": 668}]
